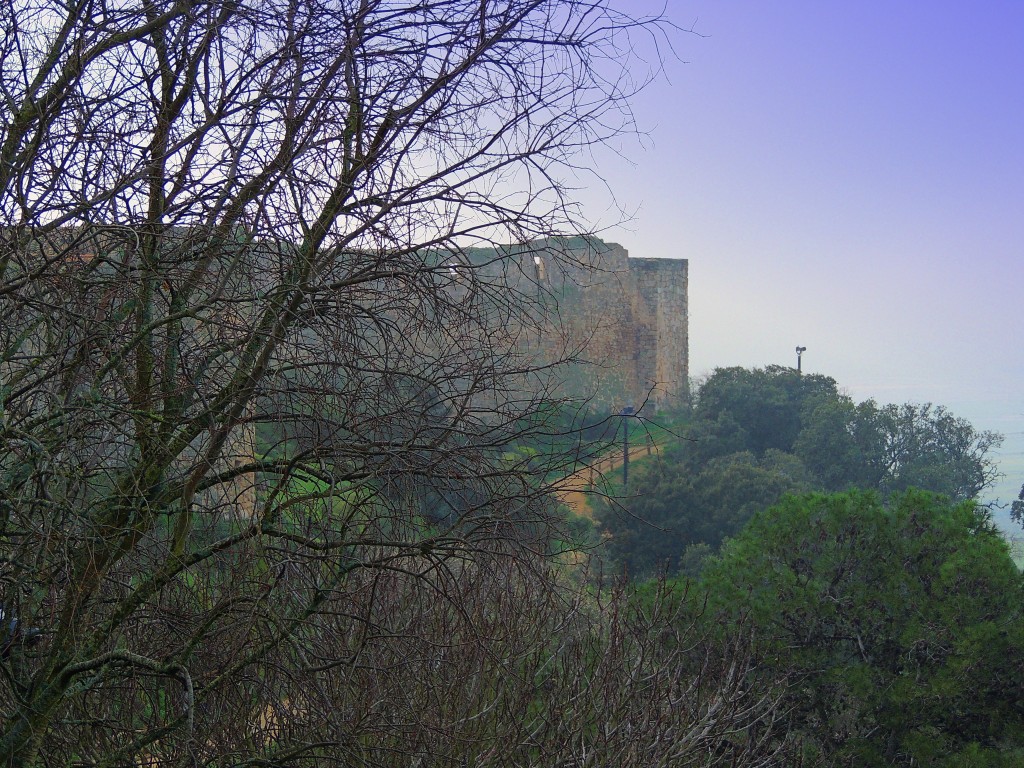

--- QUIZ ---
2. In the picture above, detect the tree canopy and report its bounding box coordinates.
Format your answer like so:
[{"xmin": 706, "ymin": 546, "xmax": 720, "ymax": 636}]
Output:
[
  {"xmin": 0, "ymin": 1, "xmax": 687, "ymax": 762},
  {"xmin": 796, "ymin": 399, "xmax": 1002, "ymax": 500},
  {"xmin": 598, "ymin": 366, "xmax": 1003, "ymax": 577},
  {"xmin": 701, "ymin": 490, "xmax": 1024, "ymax": 767},
  {"xmin": 694, "ymin": 365, "xmax": 841, "ymax": 456}
]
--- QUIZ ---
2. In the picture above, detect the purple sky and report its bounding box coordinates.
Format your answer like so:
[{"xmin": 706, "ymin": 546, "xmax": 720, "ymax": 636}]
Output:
[{"xmin": 578, "ymin": 1, "xmax": 1024, "ymax": 509}]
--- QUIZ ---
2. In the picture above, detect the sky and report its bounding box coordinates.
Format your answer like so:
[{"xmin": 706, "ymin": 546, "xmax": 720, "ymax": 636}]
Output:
[{"xmin": 576, "ymin": 1, "xmax": 1024, "ymax": 515}]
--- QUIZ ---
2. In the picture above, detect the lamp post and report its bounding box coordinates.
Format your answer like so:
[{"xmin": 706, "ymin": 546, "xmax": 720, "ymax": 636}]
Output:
[
  {"xmin": 621, "ymin": 406, "xmax": 634, "ymax": 488},
  {"xmin": 795, "ymin": 346, "xmax": 807, "ymax": 374}
]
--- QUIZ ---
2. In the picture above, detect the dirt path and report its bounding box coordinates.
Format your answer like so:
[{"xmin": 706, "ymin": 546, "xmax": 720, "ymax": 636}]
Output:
[{"xmin": 553, "ymin": 440, "xmax": 660, "ymax": 520}]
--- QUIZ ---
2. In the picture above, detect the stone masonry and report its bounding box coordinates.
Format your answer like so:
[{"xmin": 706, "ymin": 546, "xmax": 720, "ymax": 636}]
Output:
[{"xmin": 501, "ymin": 237, "xmax": 689, "ymax": 413}]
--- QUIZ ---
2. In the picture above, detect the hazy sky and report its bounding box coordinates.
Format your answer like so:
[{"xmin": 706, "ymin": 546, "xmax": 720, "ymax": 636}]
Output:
[{"xmin": 579, "ymin": 1, "xmax": 1024, "ymax": 509}]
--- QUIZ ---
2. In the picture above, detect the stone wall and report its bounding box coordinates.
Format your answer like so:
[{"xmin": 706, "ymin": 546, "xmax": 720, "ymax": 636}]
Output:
[{"xmin": 497, "ymin": 237, "xmax": 689, "ymax": 414}]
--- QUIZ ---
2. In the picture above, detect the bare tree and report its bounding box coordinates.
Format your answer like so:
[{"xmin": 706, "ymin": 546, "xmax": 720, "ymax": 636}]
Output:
[{"xmin": 0, "ymin": 2, "xmax": 784, "ymax": 765}]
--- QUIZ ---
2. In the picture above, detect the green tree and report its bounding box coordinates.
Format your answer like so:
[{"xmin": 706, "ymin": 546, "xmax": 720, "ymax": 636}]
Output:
[
  {"xmin": 795, "ymin": 400, "xmax": 1002, "ymax": 500},
  {"xmin": 598, "ymin": 448, "xmax": 809, "ymax": 577},
  {"xmin": 599, "ymin": 368, "xmax": 1003, "ymax": 581},
  {"xmin": 689, "ymin": 449, "xmax": 812, "ymax": 543},
  {"xmin": 596, "ymin": 445, "xmax": 697, "ymax": 577},
  {"xmin": 1011, "ymin": 483, "xmax": 1024, "ymax": 527},
  {"xmin": 694, "ymin": 365, "xmax": 841, "ymax": 456},
  {"xmin": 702, "ymin": 490, "xmax": 1024, "ymax": 767},
  {"xmin": 792, "ymin": 396, "xmax": 883, "ymax": 490},
  {"xmin": 681, "ymin": 409, "xmax": 752, "ymax": 467}
]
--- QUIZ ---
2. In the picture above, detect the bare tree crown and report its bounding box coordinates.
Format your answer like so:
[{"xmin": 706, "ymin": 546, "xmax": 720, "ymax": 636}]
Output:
[{"xmin": 0, "ymin": 3, "xmax": 783, "ymax": 765}]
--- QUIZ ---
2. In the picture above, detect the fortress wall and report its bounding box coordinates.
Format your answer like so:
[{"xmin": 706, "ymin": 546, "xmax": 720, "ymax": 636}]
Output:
[
  {"xmin": 509, "ymin": 238, "xmax": 689, "ymax": 414},
  {"xmin": 631, "ymin": 258, "xmax": 689, "ymax": 410}
]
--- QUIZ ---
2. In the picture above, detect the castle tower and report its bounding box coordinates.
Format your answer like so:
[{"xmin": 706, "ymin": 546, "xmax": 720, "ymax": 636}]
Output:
[
  {"xmin": 513, "ymin": 238, "xmax": 689, "ymax": 413},
  {"xmin": 629, "ymin": 257, "xmax": 689, "ymax": 410}
]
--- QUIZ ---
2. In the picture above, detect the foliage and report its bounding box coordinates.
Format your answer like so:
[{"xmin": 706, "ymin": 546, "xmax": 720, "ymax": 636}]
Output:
[
  {"xmin": 694, "ymin": 365, "xmax": 841, "ymax": 456},
  {"xmin": 701, "ymin": 490, "xmax": 1024, "ymax": 767},
  {"xmin": 0, "ymin": 1, "xmax": 688, "ymax": 762},
  {"xmin": 598, "ymin": 446, "xmax": 810, "ymax": 578},
  {"xmin": 796, "ymin": 399, "xmax": 1003, "ymax": 501},
  {"xmin": 598, "ymin": 366, "xmax": 1003, "ymax": 578},
  {"xmin": 1010, "ymin": 483, "xmax": 1024, "ymax": 528}
]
